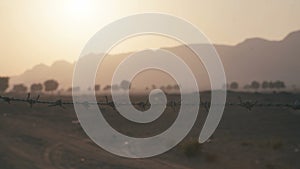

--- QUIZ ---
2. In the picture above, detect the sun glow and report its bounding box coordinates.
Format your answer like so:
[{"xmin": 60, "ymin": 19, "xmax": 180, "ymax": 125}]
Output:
[{"xmin": 65, "ymin": 0, "xmax": 94, "ymax": 20}]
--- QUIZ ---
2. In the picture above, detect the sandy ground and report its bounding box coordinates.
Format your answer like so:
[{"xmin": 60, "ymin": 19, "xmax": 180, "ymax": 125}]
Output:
[{"xmin": 0, "ymin": 92, "xmax": 299, "ymax": 169}]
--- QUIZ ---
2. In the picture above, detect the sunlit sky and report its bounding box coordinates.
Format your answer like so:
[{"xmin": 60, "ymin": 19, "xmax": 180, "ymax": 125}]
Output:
[{"xmin": 1, "ymin": 0, "xmax": 300, "ymax": 76}]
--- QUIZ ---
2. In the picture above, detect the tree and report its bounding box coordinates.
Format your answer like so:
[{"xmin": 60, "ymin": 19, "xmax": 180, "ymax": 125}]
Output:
[
  {"xmin": 250, "ymin": 81, "xmax": 260, "ymax": 91},
  {"xmin": 120, "ymin": 80, "xmax": 131, "ymax": 91},
  {"xmin": 67, "ymin": 87, "xmax": 72, "ymax": 92},
  {"xmin": 111, "ymin": 84, "xmax": 120, "ymax": 91},
  {"xmin": 262, "ymin": 81, "xmax": 269, "ymax": 90},
  {"xmin": 274, "ymin": 80, "xmax": 286, "ymax": 91},
  {"xmin": 103, "ymin": 85, "xmax": 111, "ymax": 91},
  {"xmin": 44, "ymin": 80, "xmax": 59, "ymax": 93},
  {"xmin": 30, "ymin": 83, "xmax": 43, "ymax": 93},
  {"xmin": 230, "ymin": 82, "xmax": 239, "ymax": 90},
  {"xmin": 269, "ymin": 81, "xmax": 275, "ymax": 89},
  {"xmin": 160, "ymin": 86, "xmax": 166, "ymax": 91},
  {"xmin": 95, "ymin": 84, "xmax": 101, "ymax": 92},
  {"xmin": 151, "ymin": 84, "xmax": 157, "ymax": 89},
  {"xmin": 0, "ymin": 77, "xmax": 9, "ymax": 94},
  {"xmin": 12, "ymin": 84, "xmax": 27, "ymax": 93},
  {"xmin": 173, "ymin": 84, "xmax": 180, "ymax": 90},
  {"xmin": 166, "ymin": 85, "xmax": 173, "ymax": 91},
  {"xmin": 67, "ymin": 86, "xmax": 80, "ymax": 93}
]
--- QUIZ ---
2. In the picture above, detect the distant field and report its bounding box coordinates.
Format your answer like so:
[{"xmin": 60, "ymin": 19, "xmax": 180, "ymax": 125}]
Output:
[{"xmin": 0, "ymin": 92, "xmax": 299, "ymax": 169}]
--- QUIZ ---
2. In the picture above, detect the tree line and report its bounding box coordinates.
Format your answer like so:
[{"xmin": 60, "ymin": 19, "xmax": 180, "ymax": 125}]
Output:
[
  {"xmin": 0, "ymin": 77, "xmax": 133, "ymax": 94},
  {"xmin": 0, "ymin": 77, "xmax": 59, "ymax": 94},
  {"xmin": 227, "ymin": 80, "xmax": 286, "ymax": 91},
  {"xmin": 0, "ymin": 76, "xmax": 290, "ymax": 94}
]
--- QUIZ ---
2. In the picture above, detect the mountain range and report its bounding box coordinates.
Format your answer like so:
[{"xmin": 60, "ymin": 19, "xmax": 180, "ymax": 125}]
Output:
[{"xmin": 10, "ymin": 30, "xmax": 300, "ymax": 90}]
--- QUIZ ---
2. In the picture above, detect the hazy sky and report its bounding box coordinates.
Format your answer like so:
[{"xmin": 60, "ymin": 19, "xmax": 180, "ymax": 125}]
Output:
[{"xmin": 1, "ymin": 0, "xmax": 300, "ymax": 76}]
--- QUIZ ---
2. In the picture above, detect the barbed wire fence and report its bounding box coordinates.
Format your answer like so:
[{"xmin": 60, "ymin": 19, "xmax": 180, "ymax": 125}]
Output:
[{"xmin": 0, "ymin": 93, "xmax": 300, "ymax": 112}]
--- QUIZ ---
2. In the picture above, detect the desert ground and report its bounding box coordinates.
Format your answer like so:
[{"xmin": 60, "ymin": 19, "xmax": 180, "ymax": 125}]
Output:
[{"xmin": 0, "ymin": 92, "xmax": 299, "ymax": 169}]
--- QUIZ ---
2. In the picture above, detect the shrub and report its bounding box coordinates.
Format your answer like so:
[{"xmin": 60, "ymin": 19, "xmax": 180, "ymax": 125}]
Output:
[{"xmin": 181, "ymin": 139, "xmax": 202, "ymax": 158}]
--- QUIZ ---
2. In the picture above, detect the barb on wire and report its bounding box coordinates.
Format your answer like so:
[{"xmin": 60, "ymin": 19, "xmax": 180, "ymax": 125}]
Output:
[
  {"xmin": 0, "ymin": 93, "xmax": 300, "ymax": 112},
  {"xmin": 48, "ymin": 99, "xmax": 65, "ymax": 109},
  {"xmin": 238, "ymin": 96, "xmax": 257, "ymax": 111},
  {"xmin": 201, "ymin": 101, "xmax": 211, "ymax": 112},
  {"xmin": 26, "ymin": 93, "xmax": 40, "ymax": 108},
  {"xmin": 168, "ymin": 100, "xmax": 179, "ymax": 112},
  {"xmin": 135, "ymin": 100, "xmax": 149, "ymax": 110},
  {"xmin": 81, "ymin": 101, "xmax": 90, "ymax": 109},
  {"xmin": 291, "ymin": 100, "xmax": 300, "ymax": 110},
  {"xmin": 105, "ymin": 96, "xmax": 116, "ymax": 110},
  {"xmin": 0, "ymin": 96, "xmax": 13, "ymax": 104}
]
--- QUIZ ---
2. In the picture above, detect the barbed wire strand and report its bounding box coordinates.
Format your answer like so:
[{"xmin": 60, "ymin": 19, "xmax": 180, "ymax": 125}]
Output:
[{"xmin": 0, "ymin": 93, "xmax": 300, "ymax": 111}]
